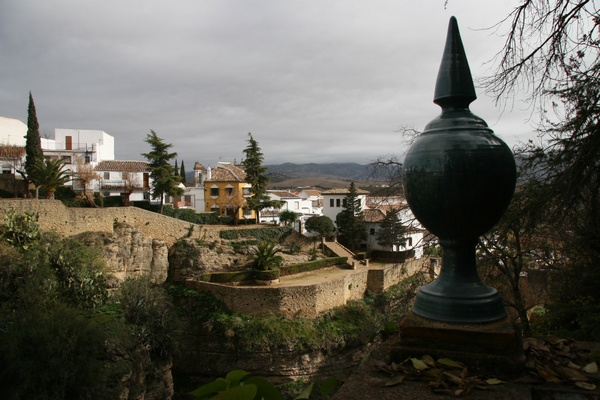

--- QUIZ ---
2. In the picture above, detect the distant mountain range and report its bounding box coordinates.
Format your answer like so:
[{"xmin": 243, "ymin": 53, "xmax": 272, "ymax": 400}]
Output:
[
  {"xmin": 264, "ymin": 162, "xmax": 394, "ymax": 190},
  {"xmin": 265, "ymin": 162, "xmax": 373, "ymax": 181}
]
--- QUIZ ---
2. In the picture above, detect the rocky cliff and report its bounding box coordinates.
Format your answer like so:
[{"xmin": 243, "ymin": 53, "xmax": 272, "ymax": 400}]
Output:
[{"xmin": 74, "ymin": 222, "xmax": 170, "ymax": 286}]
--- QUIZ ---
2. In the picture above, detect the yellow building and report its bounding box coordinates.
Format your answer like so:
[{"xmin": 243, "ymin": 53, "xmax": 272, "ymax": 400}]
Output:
[{"xmin": 204, "ymin": 162, "xmax": 255, "ymax": 222}]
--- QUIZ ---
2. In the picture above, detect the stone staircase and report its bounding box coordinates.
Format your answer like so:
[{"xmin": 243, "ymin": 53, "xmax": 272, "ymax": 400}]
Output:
[{"xmin": 323, "ymin": 240, "xmax": 360, "ymax": 266}]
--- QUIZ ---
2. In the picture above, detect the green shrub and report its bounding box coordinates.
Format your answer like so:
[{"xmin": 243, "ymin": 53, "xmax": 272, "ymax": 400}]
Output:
[
  {"xmin": 46, "ymin": 235, "xmax": 109, "ymax": 309},
  {"xmin": 0, "ymin": 303, "xmax": 115, "ymax": 400},
  {"xmin": 219, "ymin": 226, "xmax": 292, "ymax": 241},
  {"xmin": 2, "ymin": 208, "xmax": 40, "ymax": 250},
  {"xmin": 117, "ymin": 277, "xmax": 180, "ymax": 359},
  {"xmin": 200, "ymin": 270, "xmax": 254, "ymax": 283},
  {"xmin": 254, "ymin": 268, "xmax": 280, "ymax": 281},
  {"xmin": 279, "ymin": 257, "xmax": 348, "ymax": 277}
]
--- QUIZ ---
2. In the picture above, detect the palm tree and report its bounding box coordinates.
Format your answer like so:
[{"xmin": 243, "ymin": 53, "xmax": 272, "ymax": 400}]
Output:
[
  {"xmin": 249, "ymin": 241, "xmax": 283, "ymax": 271},
  {"xmin": 31, "ymin": 159, "xmax": 70, "ymax": 199}
]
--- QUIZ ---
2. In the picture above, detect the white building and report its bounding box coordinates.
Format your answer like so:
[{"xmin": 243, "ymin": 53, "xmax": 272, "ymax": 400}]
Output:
[
  {"xmin": 94, "ymin": 160, "xmax": 150, "ymax": 202},
  {"xmin": 42, "ymin": 128, "xmax": 114, "ymax": 167},
  {"xmin": 0, "ymin": 116, "xmax": 27, "ymax": 147},
  {"xmin": 321, "ymin": 187, "xmax": 368, "ymax": 224},
  {"xmin": 0, "ymin": 117, "xmax": 27, "ymax": 177},
  {"xmin": 296, "ymin": 188, "xmax": 323, "ymax": 216},
  {"xmin": 363, "ymin": 207, "xmax": 424, "ymax": 259}
]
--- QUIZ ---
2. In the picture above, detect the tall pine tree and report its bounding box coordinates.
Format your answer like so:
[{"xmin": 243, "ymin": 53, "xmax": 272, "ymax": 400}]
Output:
[
  {"xmin": 242, "ymin": 133, "xmax": 270, "ymax": 221},
  {"xmin": 141, "ymin": 130, "xmax": 183, "ymax": 214},
  {"xmin": 24, "ymin": 92, "xmax": 44, "ymax": 198},
  {"xmin": 335, "ymin": 182, "xmax": 367, "ymax": 251},
  {"xmin": 376, "ymin": 210, "xmax": 407, "ymax": 250}
]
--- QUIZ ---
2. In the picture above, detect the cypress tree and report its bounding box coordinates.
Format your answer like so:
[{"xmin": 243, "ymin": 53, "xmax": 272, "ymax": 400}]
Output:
[
  {"xmin": 25, "ymin": 92, "xmax": 44, "ymax": 197},
  {"xmin": 180, "ymin": 160, "xmax": 186, "ymax": 184}
]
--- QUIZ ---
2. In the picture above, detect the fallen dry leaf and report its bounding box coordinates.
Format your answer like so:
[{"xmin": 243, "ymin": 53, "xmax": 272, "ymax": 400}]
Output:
[
  {"xmin": 438, "ymin": 358, "xmax": 465, "ymax": 369},
  {"xmin": 575, "ymin": 381, "xmax": 597, "ymax": 390},
  {"xmin": 583, "ymin": 362, "xmax": 598, "ymax": 374}
]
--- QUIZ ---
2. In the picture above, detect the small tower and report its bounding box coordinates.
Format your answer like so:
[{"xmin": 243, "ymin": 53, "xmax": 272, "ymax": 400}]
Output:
[{"xmin": 193, "ymin": 162, "xmax": 207, "ymax": 187}]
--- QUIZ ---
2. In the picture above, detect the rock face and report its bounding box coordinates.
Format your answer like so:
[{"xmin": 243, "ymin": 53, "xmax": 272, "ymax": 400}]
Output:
[
  {"xmin": 75, "ymin": 222, "xmax": 170, "ymax": 285},
  {"xmin": 167, "ymin": 238, "xmax": 244, "ymax": 283},
  {"xmin": 167, "ymin": 236, "xmax": 314, "ymax": 283},
  {"xmin": 175, "ymin": 328, "xmax": 376, "ymax": 387}
]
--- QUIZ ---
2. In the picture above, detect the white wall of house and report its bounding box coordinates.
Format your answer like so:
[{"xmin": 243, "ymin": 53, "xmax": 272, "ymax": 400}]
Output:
[
  {"xmin": 0, "ymin": 117, "xmax": 27, "ymax": 146},
  {"xmin": 53, "ymin": 129, "xmax": 115, "ymax": 162},
  {"xmin": 173, "ymin": 186, "xmax": 205, "ymax": 212},
  {"xmin": 321, "ymin": 192, "xmax": 367, "ymax": 224},
  {"xmin": 262, "ymin": 191, "xmax": 317, "ymax": 223},
  {"xmin": 366, "ymin": 222, "xmax": 424, "ymax": 259}
]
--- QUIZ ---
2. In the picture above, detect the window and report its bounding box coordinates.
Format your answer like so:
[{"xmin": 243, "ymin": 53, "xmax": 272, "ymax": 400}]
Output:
[
  {"xmin": 122, "ymin": 172, "xmax": 129, "ymax": 180},
  {"xmin": 243, "ymin": 207, "xmax": 252, "ymax": 217},
  {"xmin": 210, "ymin": 187, "xmax": 219, "ymax": 197},
  {"xmin": 407, "ymin": 237, "xmax": 413, "ymax": 247},
  {"xmin": 225, "ymin": 186, "xmax": 234, "ymax": 196},
  {"xmin": 61, "ymin": 155, "xmax": 72, "ymax": 164},
  {"xmin": 293, "ymin": 201, "xmax": 299, "ymax": 210},
  {"xmin": 242, "ymin": 186, "xmax": 251, "ymax": 196},
  {"xmin": 103, "ymin": 172, "xmax": 110, "ymax": 180},
  {"xmin": 184, "ymin": 195, "xmax": 192, "ymax": 204},
  {"xmin": 330, "ymin": 199, "xmax": 334, "ymax": 207},
  {"xmin": 211, "ymin": 205, "xmax": 219, "ymax": 214},
  {"xmin": 336, "ymin": 199, "xmax": 341, "ymax": 207}
]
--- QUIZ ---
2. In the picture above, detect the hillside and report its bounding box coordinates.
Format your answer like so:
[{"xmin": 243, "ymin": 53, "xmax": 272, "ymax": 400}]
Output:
[{"xmin": 265, "ymin": 162, "xmax": 390, "ymax": 190}]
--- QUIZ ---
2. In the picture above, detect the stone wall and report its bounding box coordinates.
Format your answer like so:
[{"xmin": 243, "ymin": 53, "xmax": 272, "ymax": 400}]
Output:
[
  {"xmin": 0, "ymin": 199, "xmax": 214, "ymax": 245},
  {"xmin": 186, "ymin": 267, "xmax": 372, "ymax": 319}
]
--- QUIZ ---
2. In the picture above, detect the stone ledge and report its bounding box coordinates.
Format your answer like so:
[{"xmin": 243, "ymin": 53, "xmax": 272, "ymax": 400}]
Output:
[{"xmin": 391, "ymin": 311, "xmax": 525, "ymax": 378}]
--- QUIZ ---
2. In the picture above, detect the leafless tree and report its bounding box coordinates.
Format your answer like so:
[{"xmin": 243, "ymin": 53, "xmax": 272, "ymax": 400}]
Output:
[{"xmin": 74, "ymin": 156, "xmax": 100, "ymax": 207}]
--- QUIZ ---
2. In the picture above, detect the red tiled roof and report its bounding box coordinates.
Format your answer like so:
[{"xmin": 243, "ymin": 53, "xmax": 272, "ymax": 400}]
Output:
[
  {"xmin": 193, "ymin": 162, "xmax": 206, "ymax": 172},
  {"xmin": 95, "ymin": 160, "xmax": 150, "ymax": 172},
  {"xmin": 322, "ymin": 188, "xmax": 369, "ymax": 195},
  {"xmin": 363, "ymin": 208, "xmax": 386, "ymax": 223},
  {"xmin": 208, "ymin": 162, "xmax": 246, "ymax": 182},
  {"xmin": 268, "ymin": 190, "xmax": 299, "ymax": 199},
  {"xmin": 0, "ymin": 145, "xmax": 25, "ymax": 158}
]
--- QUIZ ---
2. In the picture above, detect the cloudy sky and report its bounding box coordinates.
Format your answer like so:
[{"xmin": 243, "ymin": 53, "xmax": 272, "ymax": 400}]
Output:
[{"xmin": 0, "ymin": 1, "xmax": 536, "ymax": 167}]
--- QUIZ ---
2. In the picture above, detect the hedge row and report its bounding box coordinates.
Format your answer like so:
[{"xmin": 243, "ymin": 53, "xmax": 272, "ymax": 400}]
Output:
[
  {"xmin": 219, "ymin": 226, "xmax": 292, "ymax": 241},
  {"xmin": 133, "ymin": 203, "xmax": 232, "ymax": 225},
  {"xmin": 368, "ymin": 249, "xmax": 414, "ymax": 263},
  {"xmin": 200, "ymin": 270, "xmax": 254, "ymax": 283},
  {"xmin": 198, "ymin": 257, "xmax": 349, "ymax": 284},
  {"xmin": 279, "ymin": 257, "xmax": 349, "ymax": 277}
]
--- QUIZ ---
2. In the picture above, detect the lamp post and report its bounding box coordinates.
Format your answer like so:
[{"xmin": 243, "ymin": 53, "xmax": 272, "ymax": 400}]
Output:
[{"xmin": 402, "ymin": 17, "xmax": 517, "ymax": 323}]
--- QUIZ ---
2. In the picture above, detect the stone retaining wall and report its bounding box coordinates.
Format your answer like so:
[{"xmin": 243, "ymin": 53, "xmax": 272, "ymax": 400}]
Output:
[
  {"xmin": 0, "ymin": 199, "xmax": 214, "ymax": 245},
  {"xmin": 187, "ymin": 267, "xmax": 371, "ymax": 319}
]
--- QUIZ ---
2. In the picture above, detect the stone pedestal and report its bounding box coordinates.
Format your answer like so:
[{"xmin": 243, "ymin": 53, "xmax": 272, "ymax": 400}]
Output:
[{"xmin": 391, "ymin": 312, "xmax": 525, "ymax": 378}]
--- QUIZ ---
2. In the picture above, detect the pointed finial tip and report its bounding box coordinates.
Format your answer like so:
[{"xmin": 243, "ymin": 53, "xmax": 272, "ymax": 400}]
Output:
[{"xmin": 433, "ymin": 16, "xmax": 477, "ymax": 108}]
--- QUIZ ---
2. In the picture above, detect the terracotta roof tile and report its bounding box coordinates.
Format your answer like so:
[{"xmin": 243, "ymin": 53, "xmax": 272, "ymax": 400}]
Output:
[
  {"xmin": 207, "ymin": 162, "xmax": 247, "ymax": 182},
  {"xmin": 268, "ymin": 190, "xmax": 300, "ymax": 199},
  {"xmin": 322, "ymin": 188, "xmax": 369, "ymax": 195},
  {"xmin": 363, "ymin": 208, "xmax": 386, "ymax": 223},
  {"xmin": 0, "ymin": 145, "xmax": 25, "ymax": 158},
  {"xmin": 95, "ymin": 160, "xmax": 150, "ymax": 172}
]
